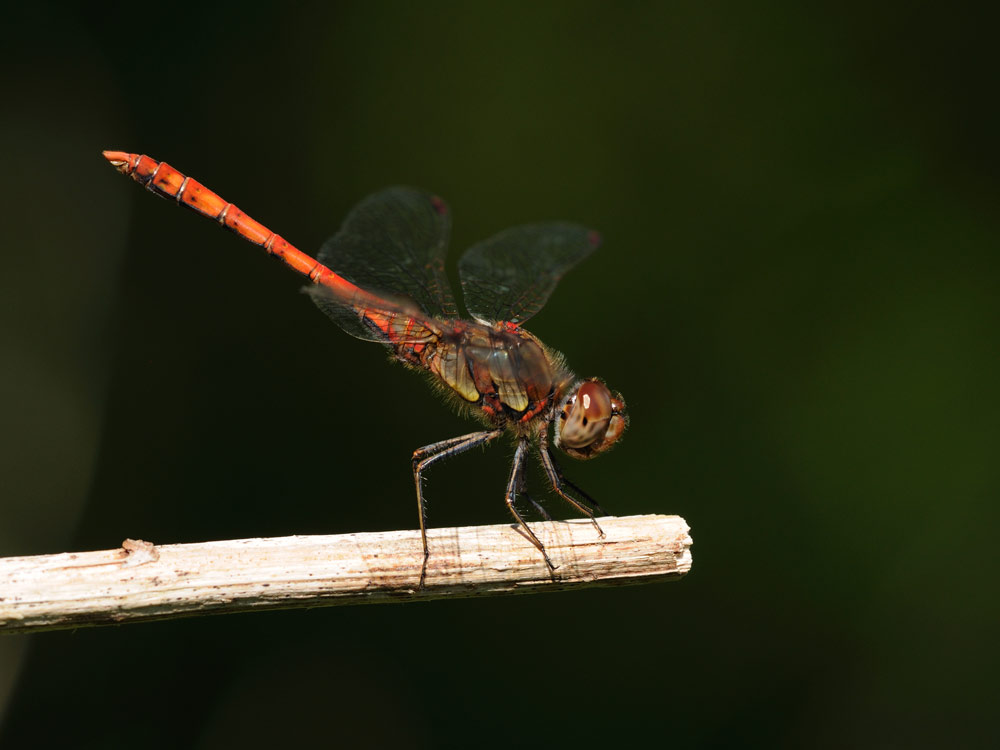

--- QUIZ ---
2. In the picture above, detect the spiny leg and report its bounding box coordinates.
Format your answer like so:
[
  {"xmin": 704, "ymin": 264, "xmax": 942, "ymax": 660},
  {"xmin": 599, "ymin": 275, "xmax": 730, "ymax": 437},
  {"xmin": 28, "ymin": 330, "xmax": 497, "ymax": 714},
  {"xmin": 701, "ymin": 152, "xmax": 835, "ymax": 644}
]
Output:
[
  {"xmin": 505, "ymin": 439, "xmax": 556, "ymax": 573},
  {"xmin": 412, "ymin": 429, "xmax": 502, "ymax": 585},
  {"xmin": 516, "ymin": 463, "xmax": 552, "ymax": 521},
  {"xmin": 543, "ymin": 445, "xmax": 608, "ymax": 516},
  {"xmin": 524, "ymin": 492, "xmax": 552, "ymax": 522},
  {"xmin": 538, "ymin": 443, "xmax": 606, "ymax": 538}
]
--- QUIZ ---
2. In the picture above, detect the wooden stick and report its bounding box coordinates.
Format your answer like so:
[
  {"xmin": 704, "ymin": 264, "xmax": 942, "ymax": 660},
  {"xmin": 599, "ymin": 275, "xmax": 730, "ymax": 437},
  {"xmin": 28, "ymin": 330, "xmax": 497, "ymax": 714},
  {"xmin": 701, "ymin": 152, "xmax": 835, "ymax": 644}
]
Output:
[{"xmin": 0, "ymin": 514, "xmax": 691, "ymax": 634}]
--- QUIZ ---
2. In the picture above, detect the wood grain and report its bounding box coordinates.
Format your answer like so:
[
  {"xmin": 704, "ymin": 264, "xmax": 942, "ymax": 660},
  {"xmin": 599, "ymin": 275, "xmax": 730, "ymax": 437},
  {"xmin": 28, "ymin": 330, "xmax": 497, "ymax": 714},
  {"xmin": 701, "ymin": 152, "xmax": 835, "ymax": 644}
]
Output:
[{"xmin": 0, "ymin": 514, "xmax": 691, "ymax": 634}]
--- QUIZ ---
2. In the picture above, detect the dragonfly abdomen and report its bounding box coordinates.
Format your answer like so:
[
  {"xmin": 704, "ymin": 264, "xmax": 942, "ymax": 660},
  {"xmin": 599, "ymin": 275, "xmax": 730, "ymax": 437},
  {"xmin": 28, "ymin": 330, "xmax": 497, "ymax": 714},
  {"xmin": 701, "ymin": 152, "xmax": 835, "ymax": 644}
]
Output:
[{"xmin": 103, "ymin": 151, "xmax": 376, "ymax": 311}]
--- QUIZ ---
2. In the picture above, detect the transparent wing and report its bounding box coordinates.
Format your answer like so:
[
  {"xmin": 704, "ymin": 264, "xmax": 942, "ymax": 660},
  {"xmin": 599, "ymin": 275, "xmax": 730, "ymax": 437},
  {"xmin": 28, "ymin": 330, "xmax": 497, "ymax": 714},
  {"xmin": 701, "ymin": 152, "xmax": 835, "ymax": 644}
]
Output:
[
  {"xmin": 458, "ymin": 223, "xmax": 601, "ymax": 324},
  {"xmin": 316, "ymin": 187, "xmax": 458, "ymax": 321},
  {"xmin": 305, "ymin": 285, "xmax": 441, "ymax": 344}
]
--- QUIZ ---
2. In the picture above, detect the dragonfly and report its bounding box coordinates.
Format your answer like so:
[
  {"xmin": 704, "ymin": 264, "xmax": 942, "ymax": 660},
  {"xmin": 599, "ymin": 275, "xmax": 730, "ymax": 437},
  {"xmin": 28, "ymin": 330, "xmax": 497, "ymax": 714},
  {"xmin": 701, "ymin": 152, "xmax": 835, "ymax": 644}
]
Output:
[{"xmin": 103, "ymin": 150, "xmax": 628, "ymax": 579}]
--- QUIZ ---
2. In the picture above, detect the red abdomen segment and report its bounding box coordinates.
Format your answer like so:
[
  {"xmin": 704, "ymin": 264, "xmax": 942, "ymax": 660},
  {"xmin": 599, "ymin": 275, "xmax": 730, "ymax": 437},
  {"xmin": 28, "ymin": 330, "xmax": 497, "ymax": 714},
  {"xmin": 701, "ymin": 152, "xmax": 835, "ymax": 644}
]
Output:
[{"xmin": 102, "ymin": 151, "xmax": 428, "ymax": 344}]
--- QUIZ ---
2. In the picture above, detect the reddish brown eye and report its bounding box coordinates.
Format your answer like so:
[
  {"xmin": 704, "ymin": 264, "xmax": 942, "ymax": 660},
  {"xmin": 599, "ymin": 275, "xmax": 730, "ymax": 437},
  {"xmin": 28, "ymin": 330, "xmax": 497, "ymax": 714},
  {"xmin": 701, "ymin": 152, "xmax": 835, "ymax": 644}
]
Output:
[
  {"xmin": 558, "ymin": 380, "xmax": 613, "ymax": 449},
  {"xmin": 577, "ymin": 381, "xmax": 612, "ymax": 425},
  {"xmin": 555, "ymin": 379, "xmax": 627, "ymax": 459}
]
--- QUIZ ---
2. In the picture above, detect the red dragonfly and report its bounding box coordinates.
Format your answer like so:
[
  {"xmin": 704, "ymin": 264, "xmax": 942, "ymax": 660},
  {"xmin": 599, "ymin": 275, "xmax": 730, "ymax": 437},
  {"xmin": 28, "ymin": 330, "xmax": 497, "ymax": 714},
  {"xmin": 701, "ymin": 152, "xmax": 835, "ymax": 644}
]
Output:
[{"xmin": 103, "ymin": 150, "xmax": 627, "ymax": 577}]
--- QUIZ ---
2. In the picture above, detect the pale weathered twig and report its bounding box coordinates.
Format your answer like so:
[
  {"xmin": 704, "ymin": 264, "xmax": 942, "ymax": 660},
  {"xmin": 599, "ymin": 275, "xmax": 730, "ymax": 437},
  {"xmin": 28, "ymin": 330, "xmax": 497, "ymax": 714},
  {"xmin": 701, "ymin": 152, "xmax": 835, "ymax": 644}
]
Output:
[{"xmin": 0, "ymin": 514, "xmax": 691, "ymax": 634}]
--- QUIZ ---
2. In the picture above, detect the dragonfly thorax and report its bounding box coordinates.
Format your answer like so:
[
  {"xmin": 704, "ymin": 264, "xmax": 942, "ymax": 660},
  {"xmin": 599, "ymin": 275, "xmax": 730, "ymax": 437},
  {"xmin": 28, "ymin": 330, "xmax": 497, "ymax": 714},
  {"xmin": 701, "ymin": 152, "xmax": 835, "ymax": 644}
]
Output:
[{"xmin": 419, "ymin": 321, "xmax": 567, "ymax": 427}]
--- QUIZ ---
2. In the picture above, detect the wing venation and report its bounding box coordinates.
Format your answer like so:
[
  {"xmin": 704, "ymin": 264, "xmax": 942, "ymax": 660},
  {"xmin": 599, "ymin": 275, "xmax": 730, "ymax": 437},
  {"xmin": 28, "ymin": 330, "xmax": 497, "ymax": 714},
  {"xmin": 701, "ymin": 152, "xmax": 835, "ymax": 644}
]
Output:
[
  {"xmin": 458, "ymin": 223, "xmax": 600, "ymax": 324},
  {"xmin": 312, "ymin": 187, "xmax": 457, "ymax": 339}
]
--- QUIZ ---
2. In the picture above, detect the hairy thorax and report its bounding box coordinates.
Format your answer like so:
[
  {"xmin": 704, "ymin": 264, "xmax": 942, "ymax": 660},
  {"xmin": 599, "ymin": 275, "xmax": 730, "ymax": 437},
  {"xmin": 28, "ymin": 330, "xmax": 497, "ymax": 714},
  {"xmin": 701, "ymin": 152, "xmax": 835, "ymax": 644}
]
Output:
[{"xmin": 393, "ymin": 320, "xmax": 572, "ymax": 431}]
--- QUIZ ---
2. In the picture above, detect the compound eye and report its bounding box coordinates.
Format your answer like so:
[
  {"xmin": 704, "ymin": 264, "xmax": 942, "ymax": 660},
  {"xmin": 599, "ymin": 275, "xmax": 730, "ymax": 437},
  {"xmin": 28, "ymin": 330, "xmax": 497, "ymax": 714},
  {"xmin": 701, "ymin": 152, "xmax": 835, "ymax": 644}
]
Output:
[
  {"xmin": 559, "ymin": 381, "xmax": 613, "ymax": 448},
  {"xmin": 578, "ymin": 381, "xmax": 612, "ymax": 422}
]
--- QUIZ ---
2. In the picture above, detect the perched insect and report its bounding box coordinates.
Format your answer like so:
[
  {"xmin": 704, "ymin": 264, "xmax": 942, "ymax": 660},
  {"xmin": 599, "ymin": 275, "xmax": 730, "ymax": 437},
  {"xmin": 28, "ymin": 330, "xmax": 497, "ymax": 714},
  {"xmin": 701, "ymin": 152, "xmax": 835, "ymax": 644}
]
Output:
[{"xmin": 103, "ymin": 151, "xmax": 628, "ymax": 579}]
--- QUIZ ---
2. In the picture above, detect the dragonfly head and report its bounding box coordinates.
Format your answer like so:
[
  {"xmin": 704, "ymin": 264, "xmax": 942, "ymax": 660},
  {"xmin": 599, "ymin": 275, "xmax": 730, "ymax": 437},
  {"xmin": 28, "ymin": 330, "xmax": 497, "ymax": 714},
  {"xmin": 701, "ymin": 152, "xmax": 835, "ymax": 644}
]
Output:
[{"xmin": 554, "ymin": 379, "xmax": 627, "ymax": 460}]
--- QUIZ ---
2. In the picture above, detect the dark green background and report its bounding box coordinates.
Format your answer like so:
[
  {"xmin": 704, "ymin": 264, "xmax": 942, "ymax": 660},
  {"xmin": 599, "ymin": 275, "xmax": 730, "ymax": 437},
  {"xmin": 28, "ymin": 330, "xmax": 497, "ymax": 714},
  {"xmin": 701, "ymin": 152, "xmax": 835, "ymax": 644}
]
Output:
[{"xmin": 1, "ymin": 2, "xmax": 997, "ymax": 747}]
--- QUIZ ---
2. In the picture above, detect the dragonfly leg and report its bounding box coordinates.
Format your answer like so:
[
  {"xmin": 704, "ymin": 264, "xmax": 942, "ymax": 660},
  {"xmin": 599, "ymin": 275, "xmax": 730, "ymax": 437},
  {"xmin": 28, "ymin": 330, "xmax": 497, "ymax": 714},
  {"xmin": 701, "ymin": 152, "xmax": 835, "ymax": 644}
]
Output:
[
  {"xmin": 548, "ymin": 454, "xmax": 608, "ymax": 516},
  {"xmin": 523, "ymin": 492, "xmax": 552, "ymax": 522},
  {"xmin": 505, "ymin": 439, "xmax": 556, "ymax": 574},
  {"xmin": 538, "ymin": 444, "xmax": 606, "ymax": 538},
  {"xmin": 412, "ymin": 429, "xmax": 502, "ymax": 586},
  {"xmin": 515, "ymin": 465, "xmax": 551, "ymax": 521}
]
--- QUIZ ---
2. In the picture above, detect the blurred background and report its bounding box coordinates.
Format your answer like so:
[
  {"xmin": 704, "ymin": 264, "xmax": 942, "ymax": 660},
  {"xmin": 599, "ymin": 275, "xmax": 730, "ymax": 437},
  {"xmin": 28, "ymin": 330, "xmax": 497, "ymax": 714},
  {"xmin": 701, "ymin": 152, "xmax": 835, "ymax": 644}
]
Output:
[{"xmin": 1, "ymin": 1, "xmax": 997, "ymax": 747}]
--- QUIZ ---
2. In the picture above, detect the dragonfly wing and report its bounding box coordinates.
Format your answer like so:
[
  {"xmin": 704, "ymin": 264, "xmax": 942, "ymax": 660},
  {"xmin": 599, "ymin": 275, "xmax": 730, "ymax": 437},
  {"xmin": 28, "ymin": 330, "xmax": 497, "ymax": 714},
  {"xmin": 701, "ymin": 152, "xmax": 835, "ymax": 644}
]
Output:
[
  {"xmin": 315, "ymin": 187, "xmax": 458, "ymax": 328},
  {"xmin": 306, "ymin": 284, "xmax": 441, "ymax": 344},
  {"xmin": 458, "ymin": 223, "xmax": 601, "ymax": 325}
]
